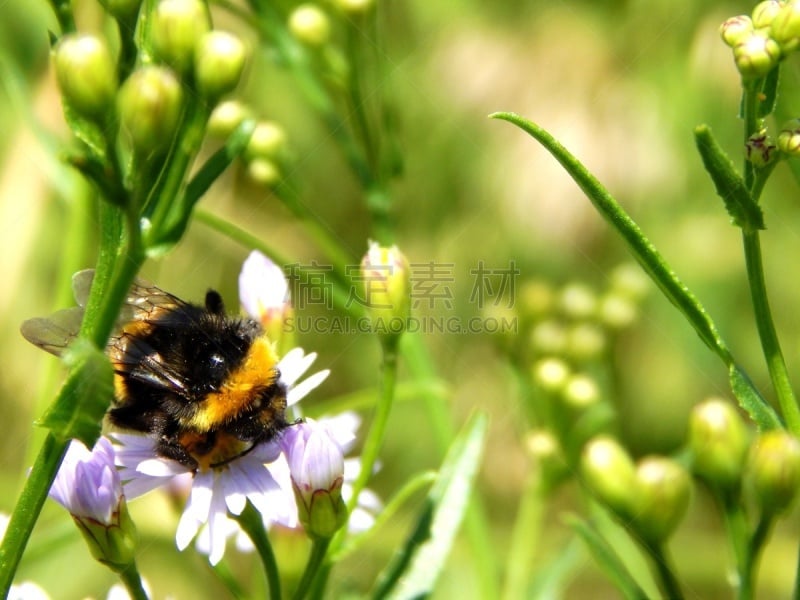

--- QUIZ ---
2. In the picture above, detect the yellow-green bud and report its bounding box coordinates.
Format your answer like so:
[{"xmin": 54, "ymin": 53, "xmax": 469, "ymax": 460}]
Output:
[
  {"xmin": 151, "ymin": 0, "xmax": 211, "ymax": 74},
  {"xmin": 247, "ymin": 158, "xmax": 281, "ymax": 186},
  {"xmin": 745, "ymin": 129, "xmax": 777, "ymax": 166},
  {"xmin": 208, "ymin": 100, "xmax": 254, "ymax": 138},
  {"xmin": 633, "ymin": 457, "xmax": 691, "ymax": 543},
  {"xmin": 688, "ymin": 398, "xmax": 750, "ymax": 490},
  {"xmin": 565, "ymin": 322, "xmax": 606, "ymax": 361},
  {"xmin": 289, "ymin": 4, "xmax": 331, "ymax": 47},
  {"xmin": 532, "ymin": 357, "xmax": 570, "ymax": 393},
  {"xmin": 118, "ymin": 66, "xmax": 183, "ymax": 156},
  {"xmin": 720, "ymin": 15, "xmax": 754, "ymax": 48},
  {"xmin": 734, "ymin": 31, "xmax": 781, "ymax": 79},
  {"xmin": 770, "ymin": 0, "xmax": 800, "ymax": 53},
  {"xmin": 609, "ymin": 263, "xmax": 650, "ymax": 302},
  {"xmin": 53, "ymin": 34, "xmax": 117, "ymax": 122},
  {"xmin": 745, "ymin": 430, "xmax": 800, "ymax": 515},
  {"xmin": 518, "ymin": 280, "xmax": 555, "ymax": 321},
  {"xmin": 581, "ymin": 436, "xmax": 639, "ymax": 519},
  {"xmin": 75, "ymin": 499, "xmax": 137, "ymax": 569},
  {"xmin": 562, "ymin": 373, "xmax": 599, "ymax": 410},
  {"xmin": 335, "ymin": 0, "xmax": 374, "ymax": 14},
  {"xmin": 778, "ymin": 118, "xmax": 800, "ymax": 155},
  {"xmin": 559, "ymin": 283, "xmax": 596, "ymax": 319},
  {"xmin": 529, "ymin": 319, "xmax": 567, "ymax": 355},
  {"xmin": 99, "ymin": 0, "xmax": 142, "ymax": 21},
  {"xmin": 598, "ymin": 293, "xmax": 638, "ymax": 330},
  {"xmin": 752, "ymin": 1, "xmax": 781, "ymax": 29},
  {"xmin": 194, "ymin": 31, "xmax": 248, "ymax": 101},
  {"xmin": 360, "ymin": 242, "xmax": 411, "ymax": 342},
  {"xmin": 245, "ymin": 121, "xmax": 288, "ymax": 161},
  {"xmin": 526, "ymin": 430, "xmax": 569, "ymax": 488}
]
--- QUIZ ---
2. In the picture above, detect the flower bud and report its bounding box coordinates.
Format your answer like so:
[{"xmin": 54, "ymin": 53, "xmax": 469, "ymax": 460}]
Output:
[
  {"xmin": 720, "ymin": 15, "xmax": 754, "ymax": 47},
  {"xmin": 752, "ymin": 1, "xmax": 781, "ymax": 29},
  {"xmin": 581, "ymin": 436, "xmax": 639, "ymax": 519},
  {"xmin": 53, "ymin": 34, "xmax": 117, "ymax": 122},
  {"xmin": 609, "ymin": 263, "xmax": 650, "ymax": 302},
  {"xmin": 151, "ymin": 0, "xmax": 211, "ymax": 74},
  {"xmin": 745, "ymin": 129, "xmax": 777, "ymax": 166},
  {"xmin": 688, "ymin": 398, "xmax": 750, "ymax": 490},
  {"xmin": 282, "ymin": 419, "xmax": 348, "ymax": 539},
  {"xmin": 529, "ymin": 319, "xmax": 567, "ymax": 355},
  {"xmin": 247, "ymin": 158, "xmax": 282, "ymax": 186},
  {"xmin": 99, "ymin": 0, "xmax": 142, "ymax": 21},
  {"xmin": 565, "ymin": 322, "xmax": 606, "ymax": 361},
  {"xmin": 633, "ymin": 457, "xmax": 691, "ymax": 542},
  {"xmin": 562, "ymin": 373, "xmax": 599, "ymax": 410},
  {"xmin": 194, "ymin": 31, "xmax": 247, "ymax": 101},
  {"xmin": 770, "ymin": 0, "xmax": 800, "ymax": 53},
  {"xmin": 526, "ymin": 430, "xmax": 568, "ymax": 488},
  {"xmin": 598, "ymin": 293, "xmax": 638, "ymax": 330},
  {"xmin": 745, "ymin": 430, "xmax": 800, "ymax": 515},
  {"xmin": 49, "ymin": 438, "xmax": 137, "ymax": 569},
  {"xmin": 531, "ymin": 357, "xmax": 570, "ymax": 393},
  {"xmin": 558, "ymin": 282, "xmax": 596, "ymax": 320},
  {"xmin": 289, "ymin": 4, "xmax": 331, "ymax": 47},
  {"xmin": 734, "ymin": 31, "xmax": 781, "ymax": 79},
  {"xmin": 208, "ymin": 100, "xmax": 254, "ymax": 138},
  {"xmin": 245, "ymin": 121, "xmax": 288, "ymax": 161},
  {"xmin": 778, "ymin": 118, "xmax": 800, "ymax": 155},
  {"xmin": 518, "ymin": 280, "xmax": 554, "ymax": 321},
  {"xmin": 360, "ymin": 242, "xmax": 410, "ymax": 343},
  {"xmin": 335, "ymin": 0, "xmax": 374, "ymax": 14},
  {"xmin": 118, "ymin": 65, "xmax": 183, "ymax": 156}
]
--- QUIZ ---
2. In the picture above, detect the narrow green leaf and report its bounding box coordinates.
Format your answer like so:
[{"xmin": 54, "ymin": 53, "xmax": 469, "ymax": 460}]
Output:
[
  {"xmin": 567, "ymin": 515, "xmax": 649, "ymax": 600},
  {"xmin": 694, "ymin": 125, "xmax": 764, "ymax": 231},
  {"xmin": 62, "ymin": 101, "xmax": 108, "ymax": 162},
  {"xmin": 38, "ymin": 338, "xmax": 113, "ymax": 446},
  {"xmin": 372, "ymin": 412, "xmax": 488, "ymax": 600},
  {"xmin": 729, "ymin": 363, "xmax": 782, "ymax": 430},
  {"xmin": 490, "ymin": 112, "xmax": 734, "ymax": 364}
]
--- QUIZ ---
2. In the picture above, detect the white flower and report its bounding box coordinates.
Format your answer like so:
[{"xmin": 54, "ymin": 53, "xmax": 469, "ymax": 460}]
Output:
[
  {"xmin": 113, "ymin": 347, "xmax": 328, "ymax": 565},
  {"xmin": 239, "ymin": 250, "xmax": 291, "ymax": 322}
]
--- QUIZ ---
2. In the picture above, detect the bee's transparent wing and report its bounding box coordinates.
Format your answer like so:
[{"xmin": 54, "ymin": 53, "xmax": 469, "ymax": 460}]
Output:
[
  {"xmin": 20, "ymin": 307, "xmax": 84, "ymax": 356},
  {"xmin": 71, "ymin": 269, "xmax": 95, "ymax": 308}
]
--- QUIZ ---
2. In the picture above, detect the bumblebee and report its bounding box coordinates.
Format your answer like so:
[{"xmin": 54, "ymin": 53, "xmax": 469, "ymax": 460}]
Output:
[{"xmin": 21, "ymin": 270, "xmax": 289, "ymax": 471}]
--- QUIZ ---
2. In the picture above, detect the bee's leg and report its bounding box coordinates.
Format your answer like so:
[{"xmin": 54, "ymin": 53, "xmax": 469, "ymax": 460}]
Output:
[{"xmin": 156, "ymin": 436, "xmax": 199, "ymax": 472}]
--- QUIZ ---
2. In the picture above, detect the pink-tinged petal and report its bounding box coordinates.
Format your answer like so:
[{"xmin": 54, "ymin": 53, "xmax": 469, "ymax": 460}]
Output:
[{"xmin": 239, "ymin": 250, "xmax": 290, "ymax": 320}]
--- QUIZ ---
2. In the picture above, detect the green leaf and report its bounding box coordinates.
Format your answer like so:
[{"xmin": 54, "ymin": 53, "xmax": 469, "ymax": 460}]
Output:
[
  {"xmin": 372, "ymin": 412, "xmax": 488, "ymax": 600},
  {"xmin": 490, "ymin": 112, "xmax": 734, "ymax": 364},
  {"xmin": 567, "ymin": 515, "xmax": 649, "ymax": 600},
  {"xmin": 38, "ymin": 338, "xmax": 113, "ymax": 446},
  {"xmin": 729, "ymin": 363, "xmax": 782, "ymax": 430},
  {"xmin": 61, "ymin": 100, "xmax": 109, "ymax": 163},
  {"xmin": 694, "ymin": 125, "xmax": 764, "ymax": 231},
  {"xmin": 759, "ymin": 65, "xmax": 780, "ymax": 119}
]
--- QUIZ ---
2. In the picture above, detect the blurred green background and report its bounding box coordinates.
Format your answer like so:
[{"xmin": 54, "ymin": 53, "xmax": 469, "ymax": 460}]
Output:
[{"xmin": 2, "ymin": 0, "xmax": 800, "ymax": 597}]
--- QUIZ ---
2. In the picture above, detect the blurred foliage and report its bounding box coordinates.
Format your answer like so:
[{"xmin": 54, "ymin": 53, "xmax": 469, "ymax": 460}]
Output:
[{"xmin": 1, "ymin": 0, "xmax": 800, "ymax": 597}]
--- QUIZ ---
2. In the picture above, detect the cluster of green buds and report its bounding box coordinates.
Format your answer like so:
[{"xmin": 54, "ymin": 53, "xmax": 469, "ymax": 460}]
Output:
[
  {"xmin": 719, "ymin": 1, "xmax": 787, "ymax": 79},
  {"xmin": 580, "ymin": 436, "xmax": 692, "ymax": 544},
  {"xmin": 688, "ymin": 398, "xmax": 800, "ymax": 516}
]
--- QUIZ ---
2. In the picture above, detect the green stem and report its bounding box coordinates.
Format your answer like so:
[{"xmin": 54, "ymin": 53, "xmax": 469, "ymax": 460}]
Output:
[
  {"xmin": 292, "ymin": 538, "xmax": 330, "ymax": 600},
  {"xmin": 501, "ymin": 471, "xmax": 545, "ymax": 600},
  {"xmin": 234, "ymin": 502, "xmax": 281, "ymax": 600},
  {"xmin": 721, "ymin": 494, "xmax": 750, "ymax": 599},
  {"xmin": 647, "ymin": 544, "xmax": 685, "ymax": 600},
  {"xmin": 0, "ymin": 435, "xmax": 68, "ymax": 595},
  {"xmin": 742, "ymin": 230, "xmax": 800, "ymax": 434},
  {"xmin": 114, "ymin": 562, "xmax": 150, "ymax": 600},
  {"xmin": 740, "ymin": 514, "xmax": 774, "ymax": 600}
]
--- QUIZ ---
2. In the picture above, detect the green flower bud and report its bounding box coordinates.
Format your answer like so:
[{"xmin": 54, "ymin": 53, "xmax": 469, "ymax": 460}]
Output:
[
  {"xmin": 532, "ymin": 357, "xmax": 570, "ymax": 393},
  {"xmin": 289, "ymin": 4, "xmax": 331, "ymax": 47},
  {"xmin": 734, "ymin": 31, "xmax": 781, "ymax": 78},
  {"xmin": 581, "ymin": 436, "xmax": 639, "ymax": 519},
  {"xmin": 598, "ymin": 293, "xmax": 638, "ymax": 330},
  {"xmin": 247, "ymin": 158, "xmax": 281, "ymax": 186},
  {"xmin": 688, "ymin": 398, "xmax": 750, "ymax": 490},
  {"xmin": 526, "ymin": 429, "xmax": 569, "ymax": 488},
  {"xmin": 99, "ymin": 0, "xmax": 142, "ymax": 21},
  {"xmin": 194, "ymin": 31, "xmax": 247, "ymax": 101},
  {"xmin": 745, "ymin": 129, "xmax": 777, "ymax": 166},
  {"xmin": 720, "ymin": 15, "xmax": 754, "ymax": 48},
  {"xmin": 633, "ymin": 457, "xmax": 692, "ymax": 543},
  {"xmin": 559, "ymin": 282, "xmax": 597, "ymax": 319},
  {"xmin": 207, "ymin": 100, "xmax": 254, "ymax": 138},
  {"xmin": 609, "ymin": 263, "xmax": 650, "ymax": 302},
  {"xmin": 118, "ymin": 66, "xmax": 183, "ymax": 156},
  {"xmin": 529, "ymin": 319, "xmax": 567, "ymax": 355},
  {"xmin": 151, "ymin": 0, "xmax": 211, "ymax": 74},
  {"xmin": 778, "ymin": 118, "xmax": 800, "ymax": 155},
  {"xmin": 565, "ymin": 322, "xmax": 606, "ymax": 361},
  {"xmin": 562, "ymin": 373, "xmax": 599, "ymax": 410},
  {"xmin": 752, "ymin": 1, "xmax": 781, "ymax": 29},
  {"xmin": 245, "ymin": 121, "xmax": 288, "ymax": 161},
  {"xmin": 335, "ymin": 0, "xmax": 374, "ymax": 14},
  {"xmin": 360, "ymin": 242, "xmax": 411, "ymax": 343},
  {"xmin": 518, "ymin": 280, "xmax": 555, "ymax": 321},
  {"xmin": 770, "ymin": 0, "xmax": 800, "ymax": 53},
  {"xmin": 53, "ymin": 34, "xmax": 117, "ymax": 122},
  {"xmin": 745, "ymin": 430, "xmax": 800, "ymax": 515}
]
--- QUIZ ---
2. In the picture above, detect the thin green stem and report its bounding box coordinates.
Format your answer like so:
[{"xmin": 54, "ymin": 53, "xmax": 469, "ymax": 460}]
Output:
[
  {"xmin": 292, "ymin": 538, "xmax": 330, "ymax": 600},
  {"xmin": 0, "ymin": 435, "xmax": 68, "ymax": 596},
  {"xmin": 720, "ymin": 494, "xmax": 751, "ymax": 599},
  {"xmin": 114, "ymin": 562, "xmax": 150, "ymax": 600},
  {"xmin": 234, "ymin": 501, "xmax": 281, "ymax": 600},
  {"xmin": 742, "ymin": 229, "xmax": 800, "ymax": 434},
  {"xmin": 501, "ymin": 471, "xmax": 545, "ymax": 600},
  {"xmin": 647, "ymin": 544, "xmax": 685, "ymax": 600},
  {"xmin": 740, "ymin": 514, "xmax": 774, "ymax": 600}
]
